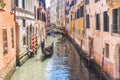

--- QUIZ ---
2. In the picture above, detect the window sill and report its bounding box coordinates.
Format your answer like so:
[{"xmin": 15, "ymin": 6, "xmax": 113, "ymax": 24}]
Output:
[{"xmin": 0, "ymin": 7, "xmax": 5, "ymax": 11}]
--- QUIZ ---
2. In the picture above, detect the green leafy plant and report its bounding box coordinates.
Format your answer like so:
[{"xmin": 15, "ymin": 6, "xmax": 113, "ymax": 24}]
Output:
[{"xmin": 0, "ymin": 0, "xmax": 6, "ymax": 9}]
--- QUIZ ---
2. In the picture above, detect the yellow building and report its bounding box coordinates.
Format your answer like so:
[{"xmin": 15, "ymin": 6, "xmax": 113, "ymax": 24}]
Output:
[
  {"xmin": 67, "ymin": 0, "xmax": 85, "ymax": 46},
  {"xmin": 76, "ymin": 2, "xmax": 84, "ymax": 44}
]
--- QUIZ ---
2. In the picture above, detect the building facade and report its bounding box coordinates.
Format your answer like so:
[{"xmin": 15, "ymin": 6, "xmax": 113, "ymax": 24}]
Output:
[
  {"xmin": 50, "ymin": 0, "xmax": 57, "ymax": 26},
  {"xmin": 15, "ymin": 0, "xmax": 35, "ymax": 66},
  {"xmin": 0, "ymin": 0, "xmax": 16, "ymax": 79},
  {"xmin": 57, "ymin": 0, "xmax": 66, "ymax": 26},
  {"xmin": 65, "ymin": 0, "xmax": 120, "ymax": 79},
  {"xmin": 106, "ymin": 0, "xmax": 120, "ymax": 79},
  {"xmin": 34, "ymin": 0, "xmax": 46, "ymax": 47},
  {"xmin": 46, "ymin": 7, "xmax": 50, "ymax": 26}
]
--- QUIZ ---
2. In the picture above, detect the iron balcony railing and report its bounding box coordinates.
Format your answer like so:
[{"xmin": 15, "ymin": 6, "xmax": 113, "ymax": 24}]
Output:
[{"xmin": 112, "ymin": 24, "xmax": 120, "ymax": 34}]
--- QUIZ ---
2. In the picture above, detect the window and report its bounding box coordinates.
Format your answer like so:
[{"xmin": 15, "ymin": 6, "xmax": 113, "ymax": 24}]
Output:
[
  {"xmin": 10, "ymin": 0, "xmax": 15, "ymax": 11},
  {"xmin": 71, "ymin": 15, "xmax": 72, "ymax": 21},
  {"xmin": 77, "ymin": 9, "xmax": 79, "ymax": 19},
  {"xmin": 42, "ymin": 13, "xmax": 44, "ymax": 21},
  {"xmin": 105, "ymin": 43, "xmax": 109, "ymax": 58},
  {"xmin": 75, "ymin": 12, "xmax": 77, "ymax": 19},
  {"xmin": 37, "ymin": 9, "xmax": 39, "ymax": 20},
  {"xmin": 16, "ymin": 0, "xmax": 18, "ymax": 7},
  {"xmin": 34, "ymin": 6, "xmax": 36, "ymax": 19},
  {"xmin": 96, "ymin": 14, "xmax": 100, "ymax": 30},
  {"xmin": 95, "ymin": 0, "xmax": 99, "ymax": 2},
  {"xmin": 2, "ymin": 28, "xmax": 8, "ymax": 55},
  {"xmin": 11, "ymin": 28, "xmax": 14, "ymax": 48},
  {"xmin": 23, "ymin": 19, "xmax": 25, "ymax": 27},
  {"xmin": 80, "ymin": 6, "xmax": 84, "ymax": 17},
  {"xmin": 78, "ymin": 8, "xmax": 80, "ymax": 18},
  {"xmin": 22, "ymin": 0, "xmax": 25, "ymax": 9},
  {"xmin": 66, "ymin": 18, "xmax": 69, "ymax": 23},
  {"xmin": 23, "ymin": 36, "xmax": 26, "ymax": 45},
  {"xmin": 103, "ymin": 11, "xmax": 109, "ymax": 32},
  {"xmin": 85, "ymin": 0, "xmax": 89, "ymax": 5},
  {"xmin": 86, "ymin": 14, "xmax": 90, "ymax": 28},
  {"xmin": 112, "ymin": 9, "xmax": 119, "ymax": 33}
]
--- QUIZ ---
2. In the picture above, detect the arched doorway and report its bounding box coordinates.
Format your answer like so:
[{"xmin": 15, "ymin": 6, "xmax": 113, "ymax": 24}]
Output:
[{"xmin": 115, "ymin": 44, "xmax": 120, "ymax": 79}]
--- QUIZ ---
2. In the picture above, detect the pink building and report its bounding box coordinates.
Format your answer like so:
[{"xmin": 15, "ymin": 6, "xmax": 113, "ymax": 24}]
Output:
[
  {"xmin": 0, "ymin": 0, "xmax": 16, "ymax": 79},
  {"xmin": 84, "ymin": 0, "xmax": 120, "ymax": 79}
]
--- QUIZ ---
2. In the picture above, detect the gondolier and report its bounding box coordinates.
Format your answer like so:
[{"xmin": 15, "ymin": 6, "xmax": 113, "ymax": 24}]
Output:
[{"xmin": 43, "ymin": 42, "xmax": 54, "ymax": 58}]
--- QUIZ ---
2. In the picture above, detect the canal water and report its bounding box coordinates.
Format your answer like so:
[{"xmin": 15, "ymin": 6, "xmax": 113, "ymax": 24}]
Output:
[{"xmin": 10, "ymin": 34, "xmax": 102, "ymax": 80}]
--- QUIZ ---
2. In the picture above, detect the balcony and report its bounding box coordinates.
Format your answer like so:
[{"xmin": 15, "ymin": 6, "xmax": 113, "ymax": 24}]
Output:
[
  {"xmin": 107, "ymin": 0, "xmax": 120, "ymax": 8},
  {"xmin": 111, "ymin": 24, "xmax": 120, "ymax": 36}
]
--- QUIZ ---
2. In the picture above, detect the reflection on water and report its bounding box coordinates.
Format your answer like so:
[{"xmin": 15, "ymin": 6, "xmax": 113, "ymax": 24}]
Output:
[
  {"xmin": 40, "ymin": 35, "xmax": 100, "ymax": 80},
  {"xmin": 46, "ymin": 57, "xmax": 70, "ymax": 80},
  {"xmin": 10, "ymin": 35, "xmax": 102, "ymax": 80}
]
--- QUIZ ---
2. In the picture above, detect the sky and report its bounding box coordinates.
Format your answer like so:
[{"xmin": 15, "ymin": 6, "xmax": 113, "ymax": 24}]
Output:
[{"xmin": 46, "ymin": 0, "xmax": 50, "ymax": 8}]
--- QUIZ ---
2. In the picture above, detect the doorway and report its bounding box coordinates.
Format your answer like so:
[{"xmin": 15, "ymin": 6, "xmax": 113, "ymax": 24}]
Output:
[{"xmin": 115, "ymin": 44, "xmax": 120, "ymax": 79}]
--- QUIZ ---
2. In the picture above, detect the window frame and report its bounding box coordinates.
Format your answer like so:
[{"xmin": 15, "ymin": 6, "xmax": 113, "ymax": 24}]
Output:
[
  {"xmin": 105, "ymin": 43, "xmax": 109, "ymax": 58},
  {"xmin": 86, "ymin": 14, "xmax": 90, "ymax": 28},
  {"xmin": 11, "ymin": 28, "xmax": 14, "ymax": 48},
  {"xmin": 2, "ymin": 27, "xmax": 8, "ymax": 56},
  {"xmin": 96, "ymin": 14, "xmax": 100, "ymax": 30},
  {"xmin": 23, "ymin": 36, "xmax": 26, "ymax": 45},
  {"xmin": 103, "ymin": 11, "xmax": 109, "ymax": 32}
]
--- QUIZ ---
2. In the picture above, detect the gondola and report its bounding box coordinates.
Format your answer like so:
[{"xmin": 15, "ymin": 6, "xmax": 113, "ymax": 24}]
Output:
[{"xmin": 43, "ymin": 43, "xmax": 54, "ymax": 58}]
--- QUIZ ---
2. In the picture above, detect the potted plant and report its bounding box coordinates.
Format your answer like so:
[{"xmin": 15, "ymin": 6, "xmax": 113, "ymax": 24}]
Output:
[{"xmin": 0, "ymin": 0, "xmax": 6, "ymax": 9}]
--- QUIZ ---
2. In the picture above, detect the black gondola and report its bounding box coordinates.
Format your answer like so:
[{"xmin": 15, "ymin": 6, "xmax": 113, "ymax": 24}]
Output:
[{"xmin": 42, "ymin": 42, "xmax": 54, "ymax": 58}]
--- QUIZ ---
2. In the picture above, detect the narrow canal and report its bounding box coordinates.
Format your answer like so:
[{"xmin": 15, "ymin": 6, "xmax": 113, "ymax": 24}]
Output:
[{"xmin": 10, "ymin": 34, "xmax": 104, "ymax": 80}]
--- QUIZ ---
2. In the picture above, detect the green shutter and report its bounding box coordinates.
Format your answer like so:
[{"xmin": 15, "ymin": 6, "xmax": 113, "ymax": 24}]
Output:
[
  {"xmin": 22, "ymin": 0, "xmax": 25, "ymax": 9},
  {"xmin": 16, "ymin": 0, "xmax": 18, "ymax": 7}
]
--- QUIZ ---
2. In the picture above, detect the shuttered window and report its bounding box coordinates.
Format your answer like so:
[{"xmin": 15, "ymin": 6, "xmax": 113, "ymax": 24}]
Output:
[
  {"xmin": 80, "ymin": 6, "xmax": 84, "ymax": 17},
  {"xmin": 86, "ymin": 14, "xmax": 90, "ymax": 28},
  {"xmin": 22, "ymin": 0, "xmax": 25, "ymax": 9},
  {"xmin": 85, "ymin": 0, "xmax": 89, "ymax": 4},
  {"xmin": 112, "ymin": 9, "xmax": 118, "ymax": 33},
  {"xmin": 23, "ymin": 19, "xmax": 25, "ymax": 27},
  {"xmin": 77, "ymin": 9, "xmax": 79, "ymax": 19},
  {"xmin": 103, "ymin": 11, "xmax": 109, "ymax": 32},
  {"xmin": 96, "ymin": 14, "xmax": 100, "ymax": 30},
  {"xmin": 16, "ymin": 0, "xmax": 18, "ymax": 7},
  {"xmin": 37, "ymin": 8, "xmax": 39, "ymax": 20}
]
